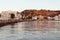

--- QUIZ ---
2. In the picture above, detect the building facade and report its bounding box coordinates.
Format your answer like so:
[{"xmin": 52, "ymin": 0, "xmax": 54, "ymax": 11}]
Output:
[{"xmin": 0, "ymin": 11, "xmax": 18, "ymax": 20}]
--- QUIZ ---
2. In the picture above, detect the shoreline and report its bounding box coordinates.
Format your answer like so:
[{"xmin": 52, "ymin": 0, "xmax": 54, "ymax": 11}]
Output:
[
  {"xmin": 0, "ymin": 19, "xmax": 60, "ymax": 27},
  {"xmin": 0, "ymin": 19, "xmax": 23, "ymax": 27}
]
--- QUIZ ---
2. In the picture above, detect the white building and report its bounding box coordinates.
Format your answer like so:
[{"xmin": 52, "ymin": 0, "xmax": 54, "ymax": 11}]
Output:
[
  {"xmin": 32, "ymin": 16, "xmax": 37, "ymax": 20},
  {"xmin": 47, "ymin": 16, "xmax": 54, "ymax": 20},
  {"xmin": 0, "ymin": 11, "xmax": 18, "ymax": 20},
  {"xmin": 47, "ymin": 17, "xmax": 51, "ymax": 20}
]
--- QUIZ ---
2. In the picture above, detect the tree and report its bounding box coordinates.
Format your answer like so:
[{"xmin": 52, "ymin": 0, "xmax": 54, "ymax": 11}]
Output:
[
  {"xmin": 11, "ymin": 13, "xmax": 15, "ymax": 19},
  {"xmin": 0, "ymin": 14, "xmax": 1, "ymax": 17}
]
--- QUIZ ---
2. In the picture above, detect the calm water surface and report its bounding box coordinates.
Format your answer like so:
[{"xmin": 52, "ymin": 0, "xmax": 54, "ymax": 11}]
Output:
[{"xmin": 0, "ymin": 21, "xmax": 60, "ymax": 40}]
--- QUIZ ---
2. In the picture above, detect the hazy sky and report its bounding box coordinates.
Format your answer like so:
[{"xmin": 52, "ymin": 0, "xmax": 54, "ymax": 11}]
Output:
[{"xmin": 0, "ymin": 0, "xmax": 60, "ymax": 12}]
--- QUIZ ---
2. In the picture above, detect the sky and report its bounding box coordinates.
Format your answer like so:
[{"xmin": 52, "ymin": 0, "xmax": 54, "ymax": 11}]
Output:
[{"xmin": 0, "ymin": 0, "xmax": 60, "ymax": 12}]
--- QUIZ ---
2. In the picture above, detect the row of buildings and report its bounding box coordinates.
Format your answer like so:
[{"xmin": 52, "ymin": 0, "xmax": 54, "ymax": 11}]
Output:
[
  {"xmin": 32, "ymin": 14, "xmax": 60, "ymax": 20},
  {"xmin": 0, "ymin": 10, "xmax": 60, "ymax": 21},
  {"xmin": 0, "ymin": 11, "xmax": 22, "ymax": 20}
]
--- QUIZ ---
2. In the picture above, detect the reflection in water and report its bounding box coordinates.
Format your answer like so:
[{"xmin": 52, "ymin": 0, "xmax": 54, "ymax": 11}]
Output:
[
  {"xmin": 22, "ymin": 21, "xmax": 60, "ymax": 32},
  {"xmin": 0, "ymin": 21, "xmax": 60, "ymax": 40},
  {"xmin": 10, "ymin": 24, "xmax": 15, "ymax": 34}
]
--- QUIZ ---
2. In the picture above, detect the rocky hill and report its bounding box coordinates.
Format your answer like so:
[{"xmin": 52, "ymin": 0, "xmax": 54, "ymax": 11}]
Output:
[{"xmin": 21, "ymin": 9, "xmax": 60, "ymax": 18}]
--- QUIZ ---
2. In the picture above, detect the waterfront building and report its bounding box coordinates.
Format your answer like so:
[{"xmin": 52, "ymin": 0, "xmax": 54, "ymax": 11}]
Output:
[
  {"xmin": 0, "ymin": 11, "xmax": 18, "ymax": 20},
  {"xmin": 32, "ymin": 16, "xmax": 37, "ymax": 20},
  {"xmin": 54, "ymin": 15, "xmax": 59, "ymax": 20},
  {"xmin": 47, "ymin": 16, "xmax": 54, "ymax": 20}
]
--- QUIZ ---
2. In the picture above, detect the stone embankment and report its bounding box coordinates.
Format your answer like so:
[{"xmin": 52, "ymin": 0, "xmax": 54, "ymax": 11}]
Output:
[{"xmin": 0, "ymin": 19, "xmax": 23, "ymax": 27}]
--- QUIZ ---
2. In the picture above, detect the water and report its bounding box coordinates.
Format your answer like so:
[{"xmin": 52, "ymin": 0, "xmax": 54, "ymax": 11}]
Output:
[{"xmin": 0, "ymin": 21, "xmax": 60, "ymax": 40}]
